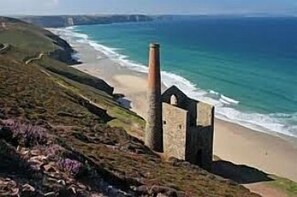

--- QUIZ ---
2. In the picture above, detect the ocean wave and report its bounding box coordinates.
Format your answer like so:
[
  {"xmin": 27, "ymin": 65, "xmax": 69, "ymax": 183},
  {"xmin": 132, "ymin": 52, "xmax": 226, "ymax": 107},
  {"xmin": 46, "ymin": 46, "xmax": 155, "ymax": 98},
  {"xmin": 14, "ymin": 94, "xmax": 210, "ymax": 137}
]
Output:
[
  {"xmin": 220, "ymin": 95, "xmax": 240, "ymax": 105},
  {"xmin": 51, "ymin": 27, "xmax": 297, "ymax": 138},
  {"xmin": 71, "ymin": 52, "xmax": 80, "ymax": 61}
]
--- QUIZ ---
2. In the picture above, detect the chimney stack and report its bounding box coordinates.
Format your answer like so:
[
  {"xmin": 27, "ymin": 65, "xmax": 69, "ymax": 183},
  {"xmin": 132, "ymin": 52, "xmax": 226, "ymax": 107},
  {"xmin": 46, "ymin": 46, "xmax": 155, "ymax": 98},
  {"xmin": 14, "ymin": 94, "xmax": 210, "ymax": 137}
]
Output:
[{"xmin": 145, "ymin": 43, "xmax": 163, "ymax": 152}]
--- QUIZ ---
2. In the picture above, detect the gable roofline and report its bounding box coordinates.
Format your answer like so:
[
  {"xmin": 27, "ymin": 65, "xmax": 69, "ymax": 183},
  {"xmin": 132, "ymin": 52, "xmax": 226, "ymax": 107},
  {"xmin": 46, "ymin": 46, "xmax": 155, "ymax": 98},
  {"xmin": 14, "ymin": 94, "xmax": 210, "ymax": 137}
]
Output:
[{"xmin": 162, "ymin": 85, "xmax": 189, "ymax": 106}]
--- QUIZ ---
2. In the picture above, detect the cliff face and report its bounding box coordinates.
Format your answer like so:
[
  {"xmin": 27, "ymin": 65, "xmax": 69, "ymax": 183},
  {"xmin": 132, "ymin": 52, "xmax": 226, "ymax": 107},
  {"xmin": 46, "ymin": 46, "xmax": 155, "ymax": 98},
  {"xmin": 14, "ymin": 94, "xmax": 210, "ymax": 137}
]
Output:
[
  {"xmin": 20, "ymin": 15, "xmax": 153, "ymax": 28},
  {"xmin": 45, "ymin": 33, "xmax": 78, "ymax": 65}
]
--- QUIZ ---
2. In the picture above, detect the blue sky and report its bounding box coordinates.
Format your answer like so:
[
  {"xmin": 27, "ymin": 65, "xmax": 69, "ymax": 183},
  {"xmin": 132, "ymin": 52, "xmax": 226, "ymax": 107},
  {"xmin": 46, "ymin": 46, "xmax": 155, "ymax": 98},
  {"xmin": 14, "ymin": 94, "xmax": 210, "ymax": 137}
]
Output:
[{"xmin": 1, "ymin": 0, "xmax": 297, "ymax": 15}]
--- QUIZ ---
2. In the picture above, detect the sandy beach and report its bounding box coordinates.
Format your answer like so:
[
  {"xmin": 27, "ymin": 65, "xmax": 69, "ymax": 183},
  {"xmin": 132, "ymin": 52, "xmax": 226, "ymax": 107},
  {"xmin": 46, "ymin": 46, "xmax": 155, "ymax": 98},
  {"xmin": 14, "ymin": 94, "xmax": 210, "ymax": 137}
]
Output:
[{"xmin": 66, "ymin": 36, "xmax": 297, "ymax": 183}]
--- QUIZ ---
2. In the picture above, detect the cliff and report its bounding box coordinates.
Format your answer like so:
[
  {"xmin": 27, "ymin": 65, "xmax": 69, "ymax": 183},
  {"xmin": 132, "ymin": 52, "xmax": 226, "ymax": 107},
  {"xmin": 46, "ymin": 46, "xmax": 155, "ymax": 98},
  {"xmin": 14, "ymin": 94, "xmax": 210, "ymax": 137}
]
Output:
[
  {"xmin": 0, "ymin": 16, "xmax": 113, "ymax": 95},
  {"xmin": 0, "ymin": 16, "xmax": 259, "ymax": 196},
  {"xmin": 20, "ymin": 15, "xmax": 153, "ymax": 28}
]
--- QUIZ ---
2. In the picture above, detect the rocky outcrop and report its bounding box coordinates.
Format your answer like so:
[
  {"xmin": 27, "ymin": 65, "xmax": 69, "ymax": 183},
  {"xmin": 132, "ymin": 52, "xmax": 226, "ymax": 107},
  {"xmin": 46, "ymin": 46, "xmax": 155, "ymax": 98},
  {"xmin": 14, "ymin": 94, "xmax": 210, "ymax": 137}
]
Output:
[
  {"xmin": 20, "ymin": 15, "xmax": 153, "ymax": 28},
  {"xmin": 45, "ymin": 33, "xmax": 79, "ymax": 65}
]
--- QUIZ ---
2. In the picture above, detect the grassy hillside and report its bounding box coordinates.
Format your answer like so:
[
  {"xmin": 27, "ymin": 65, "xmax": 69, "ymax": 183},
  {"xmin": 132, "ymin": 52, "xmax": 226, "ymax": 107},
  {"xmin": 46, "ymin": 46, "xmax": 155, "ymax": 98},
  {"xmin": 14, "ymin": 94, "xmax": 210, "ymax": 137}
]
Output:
[{"xmin": 0, "ymin": 16, "xmax": 259, "ymax": 196}]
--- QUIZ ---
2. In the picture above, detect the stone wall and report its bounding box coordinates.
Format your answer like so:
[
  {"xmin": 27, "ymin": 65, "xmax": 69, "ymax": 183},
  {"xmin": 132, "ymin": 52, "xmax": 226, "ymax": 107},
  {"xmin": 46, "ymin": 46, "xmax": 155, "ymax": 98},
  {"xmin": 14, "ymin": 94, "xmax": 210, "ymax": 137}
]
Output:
[
  {"xmin": 186, "ymin": 126, "xmax": 213, "ymax": 171},
  {"xmin": 163, "ymin": 103, "xmax": 188, "ymax": 160},
  {"xmin": 197, "ymin": 102, "xmax": 214, "ymax": 127},
  {"xmin": 161, "ymin": 85, "xmax": 214, "ymax": 171},
  {"xmin": 186, "ymin": 102, "xmax": 214, "ymax": 171}
]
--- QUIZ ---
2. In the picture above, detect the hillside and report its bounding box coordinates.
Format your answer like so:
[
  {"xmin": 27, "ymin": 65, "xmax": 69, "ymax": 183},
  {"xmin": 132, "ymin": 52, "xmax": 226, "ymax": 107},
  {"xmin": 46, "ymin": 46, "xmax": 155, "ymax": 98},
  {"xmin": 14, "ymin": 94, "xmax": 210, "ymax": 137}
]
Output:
[
  {"xmin": 20, "ymin": 15, "xmax": 153, "ymax": 28},
  {"xmin": 0, "ymin": 16, "xmax": 260, "ymax": 196}
]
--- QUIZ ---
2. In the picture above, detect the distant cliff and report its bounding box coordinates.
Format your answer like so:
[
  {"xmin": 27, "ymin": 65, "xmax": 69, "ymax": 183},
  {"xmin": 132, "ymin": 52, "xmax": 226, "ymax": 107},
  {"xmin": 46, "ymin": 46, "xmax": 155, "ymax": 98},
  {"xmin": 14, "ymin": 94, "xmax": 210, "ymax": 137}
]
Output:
[{"xmin": 20, "ymin": 15, "xmax": 153, "ymax": 28}]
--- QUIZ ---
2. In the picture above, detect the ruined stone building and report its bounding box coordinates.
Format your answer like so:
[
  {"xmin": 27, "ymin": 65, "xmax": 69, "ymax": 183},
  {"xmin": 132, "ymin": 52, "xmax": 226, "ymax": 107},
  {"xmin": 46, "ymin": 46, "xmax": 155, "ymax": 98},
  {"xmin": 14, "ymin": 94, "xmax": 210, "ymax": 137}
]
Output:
[{"xmin": 145, "ymin": 43, "xmax": 215, "ymax": 171}]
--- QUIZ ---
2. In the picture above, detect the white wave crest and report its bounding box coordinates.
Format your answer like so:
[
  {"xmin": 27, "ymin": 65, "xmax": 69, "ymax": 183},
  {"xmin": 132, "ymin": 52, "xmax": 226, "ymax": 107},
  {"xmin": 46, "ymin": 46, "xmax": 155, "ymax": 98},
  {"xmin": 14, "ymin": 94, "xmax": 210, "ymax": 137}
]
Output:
[{"xmin": 220, "ymin": 95, "xmax": 240, "ymax": 105}]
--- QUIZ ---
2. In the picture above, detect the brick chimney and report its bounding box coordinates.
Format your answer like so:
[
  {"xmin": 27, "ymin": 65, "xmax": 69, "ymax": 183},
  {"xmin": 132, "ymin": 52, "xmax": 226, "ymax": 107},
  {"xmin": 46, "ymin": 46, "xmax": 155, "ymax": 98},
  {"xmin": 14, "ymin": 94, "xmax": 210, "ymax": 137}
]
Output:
[{"xmin": 145, "ymin": 43, "xmax": 163, "ymax": 152}]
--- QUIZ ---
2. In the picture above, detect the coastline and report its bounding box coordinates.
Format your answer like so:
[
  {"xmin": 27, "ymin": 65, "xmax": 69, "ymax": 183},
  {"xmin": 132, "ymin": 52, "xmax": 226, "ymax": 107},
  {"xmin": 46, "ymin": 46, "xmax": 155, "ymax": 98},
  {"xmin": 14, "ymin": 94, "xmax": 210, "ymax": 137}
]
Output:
[{"xmin": 51, "ymin": 28, "xmax": 297, "ymax": 182}]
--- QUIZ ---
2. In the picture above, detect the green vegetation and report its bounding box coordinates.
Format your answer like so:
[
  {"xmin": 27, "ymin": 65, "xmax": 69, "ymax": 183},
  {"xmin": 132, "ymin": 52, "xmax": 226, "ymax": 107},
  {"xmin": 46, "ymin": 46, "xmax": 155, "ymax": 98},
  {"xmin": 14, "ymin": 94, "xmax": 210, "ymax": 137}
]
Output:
[
  {"xmin": 268, "ymin": 175, "xmax": 297, "ymax": 197},
  {"xmin": 0, "ymin": 17, "xmax": 55, "ymax": 54},
  {"xmin": 0, "ymin": 16, "xmax": 259, "ymax": 196}
]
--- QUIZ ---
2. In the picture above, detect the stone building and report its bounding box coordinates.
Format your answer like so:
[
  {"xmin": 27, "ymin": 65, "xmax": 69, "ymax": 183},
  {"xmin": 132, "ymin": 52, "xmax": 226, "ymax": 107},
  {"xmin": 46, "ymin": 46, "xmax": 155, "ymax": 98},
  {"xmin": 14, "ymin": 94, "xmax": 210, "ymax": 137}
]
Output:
[
  {"xmin": 145, "ymin": 43, "xmax": 215, "ymax": 171},
  {"xmin": 162, "ymin": 86, "xmax": 214, "ymax": 170}
]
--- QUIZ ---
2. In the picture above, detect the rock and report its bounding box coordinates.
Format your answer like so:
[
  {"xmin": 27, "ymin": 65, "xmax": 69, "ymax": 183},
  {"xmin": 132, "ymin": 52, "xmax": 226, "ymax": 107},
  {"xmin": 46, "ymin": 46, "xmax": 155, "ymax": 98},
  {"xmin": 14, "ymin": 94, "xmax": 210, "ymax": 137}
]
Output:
[
  {"xmin": 0, "ymin": 178, "xmax": 19, "ymax": 196},
  {"xmin": 157, "ymin": 193, "xmax": 168, "ymax": 197},
  {"xmin": 30, "ymin": 149, "xmax": 41, "ymax": 156},
  {"xmin": 150, "ymin": 185, "xmax": 178, "ymax": 197},
  {"xmin": 77, "ymin": 182, "xmax": 87, "ymax": 190},
  {"xmin": 135, "ymin": 185, "xmax": 149, "ymax": 194},
  {"xmin": 22, "ymin": 183, "xmax": 37, "ymax": 196},
  {"xmin": 44, "ymin": 192, "xmax": 56, "ymax": 197},
  {"xmin": 28, "ymin": 155, "xmax": 47, "ymax": 170},
  {"xmin": 57, "ymin": 180, "xmax": 66, "ymax": 186},
  {"xmin": 10, "ymin": 188, "xmax": 19, "ymax": 196},
  {"xmin": 22, "ymin": 183, "xmax": 35, "ymax": 192},
  {"xmin": 135, "ymin": 185, "xmax": 184, "ymax": 197},
  {"xmin": 167, "ymin": 157, "xmax": 200, "ymax": 172},
  {"xmin": 43, "ymin": 162, "xmax": 59, "ymax": 173}
]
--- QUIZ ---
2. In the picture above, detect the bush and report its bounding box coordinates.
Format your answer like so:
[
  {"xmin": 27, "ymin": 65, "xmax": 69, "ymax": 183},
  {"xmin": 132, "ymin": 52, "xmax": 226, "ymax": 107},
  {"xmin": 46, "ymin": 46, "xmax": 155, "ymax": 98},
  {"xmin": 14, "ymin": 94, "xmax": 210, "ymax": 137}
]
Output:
[
  {"xmin": 57, "ymin": 158, "xmax": 84, "ymax": 177},
  {"xmin": 1, "ymin": 119, "xmax": 48, "ymax": 147}
]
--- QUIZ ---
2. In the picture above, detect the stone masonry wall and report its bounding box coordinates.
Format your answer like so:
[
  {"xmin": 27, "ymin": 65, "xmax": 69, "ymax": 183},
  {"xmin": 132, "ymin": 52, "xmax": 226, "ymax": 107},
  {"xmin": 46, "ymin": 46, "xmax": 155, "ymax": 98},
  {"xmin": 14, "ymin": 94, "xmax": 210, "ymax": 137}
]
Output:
[
  {"xmin": 163, "ymin": 103, "xmax": 188, "ymax": 160},
  {"xmin": 145, "ymin": 89, "xmax": 163, "ymax": 152},
  {"xmin": 196, "ymin": 102, "xmax": 215, "ymax": 170},
  {"xmin": 197, "ymin": 102, "xmax": 214, "ymax": 127}
]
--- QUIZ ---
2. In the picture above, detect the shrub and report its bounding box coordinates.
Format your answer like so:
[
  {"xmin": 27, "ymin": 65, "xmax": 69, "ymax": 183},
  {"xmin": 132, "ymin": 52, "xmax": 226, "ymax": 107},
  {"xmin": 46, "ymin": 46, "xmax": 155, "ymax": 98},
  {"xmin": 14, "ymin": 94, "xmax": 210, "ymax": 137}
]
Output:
[
  {"xmin": 57, "ymin": 158, "xmax": 84, "ymax": 177},
  {"xmin": 1, "ymin": 119, "xmax": 48, "ymax": 147},
  {"xmin": 44, "ymin": 144, "xmax": 64, "ymax": 159}
]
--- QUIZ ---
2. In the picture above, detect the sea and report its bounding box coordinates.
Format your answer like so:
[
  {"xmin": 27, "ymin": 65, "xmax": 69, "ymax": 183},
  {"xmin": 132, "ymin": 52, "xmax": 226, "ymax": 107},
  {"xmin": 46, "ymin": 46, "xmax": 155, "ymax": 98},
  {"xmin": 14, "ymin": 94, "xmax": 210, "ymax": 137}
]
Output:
[{"xmin": 57, "ymin": 16, "xmax": 297, "ymax": 138}]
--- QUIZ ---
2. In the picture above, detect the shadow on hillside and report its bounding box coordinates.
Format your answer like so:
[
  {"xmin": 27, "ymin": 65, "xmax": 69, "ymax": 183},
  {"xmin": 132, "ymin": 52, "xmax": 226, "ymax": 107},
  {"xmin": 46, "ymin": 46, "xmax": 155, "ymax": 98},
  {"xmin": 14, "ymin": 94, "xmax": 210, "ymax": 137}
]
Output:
[
  {"xmin": 0, "ymin": 140, "xmax": 42, "ymax": 184},
  {"xmin": 212, "ymin": 160, "xmax": 273, "ymax": 184},
  {"xmin": 66, "ymin": 92, "xmax": 115, "ymax": 123},
  {"xmin": 83, "ymin": 101, "xmax": 114, "ymax": 122}
]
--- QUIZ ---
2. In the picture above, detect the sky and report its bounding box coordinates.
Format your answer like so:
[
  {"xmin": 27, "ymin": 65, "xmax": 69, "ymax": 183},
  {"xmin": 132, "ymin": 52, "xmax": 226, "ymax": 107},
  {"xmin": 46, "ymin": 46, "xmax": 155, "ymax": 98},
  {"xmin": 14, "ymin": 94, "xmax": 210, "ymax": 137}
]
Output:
[{"xmin": 0, "ymin": 0, "xmax": 297, "ymax": 16}]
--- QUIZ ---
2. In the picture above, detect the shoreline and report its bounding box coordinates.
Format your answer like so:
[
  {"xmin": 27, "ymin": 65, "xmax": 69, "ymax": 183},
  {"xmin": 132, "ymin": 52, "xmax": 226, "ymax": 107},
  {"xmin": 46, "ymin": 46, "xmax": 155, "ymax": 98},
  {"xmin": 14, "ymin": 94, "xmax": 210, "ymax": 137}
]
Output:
[{"xmin": 52, "ymin": 29, "xmax": 297, "ymax": 182}]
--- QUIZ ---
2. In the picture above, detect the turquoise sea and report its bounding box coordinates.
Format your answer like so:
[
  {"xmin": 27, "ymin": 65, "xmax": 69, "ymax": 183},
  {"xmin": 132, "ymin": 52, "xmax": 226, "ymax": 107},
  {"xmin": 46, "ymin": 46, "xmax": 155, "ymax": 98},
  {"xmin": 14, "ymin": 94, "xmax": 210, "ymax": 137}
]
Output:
[{"xmin": 63, "ymin": 17, "xmax": 297, "ymax": 137}]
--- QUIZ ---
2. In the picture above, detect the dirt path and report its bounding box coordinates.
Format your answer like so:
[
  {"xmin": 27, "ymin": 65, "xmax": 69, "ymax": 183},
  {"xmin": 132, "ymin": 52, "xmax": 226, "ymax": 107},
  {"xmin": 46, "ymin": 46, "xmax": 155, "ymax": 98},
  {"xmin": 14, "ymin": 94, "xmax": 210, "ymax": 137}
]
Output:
[{"xmin": 25, "ymin": 53, "xmax": 44, "ymax": 64}]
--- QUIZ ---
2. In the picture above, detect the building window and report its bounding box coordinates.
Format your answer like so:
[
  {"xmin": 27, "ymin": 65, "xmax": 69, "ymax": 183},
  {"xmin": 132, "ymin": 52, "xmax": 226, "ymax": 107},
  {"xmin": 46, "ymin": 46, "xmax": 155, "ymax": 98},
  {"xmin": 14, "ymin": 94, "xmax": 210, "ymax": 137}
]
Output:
[
  {"xmin": 178, "ymin": 125, "xmax": 182, "ymax": 129},
  {"xmin": 163, "ymin": 120, "xmax": 167, "ymax": 125},
  {"xmin": 170, "ymin": 94, "xmax": 178, "ymax": 106}
]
